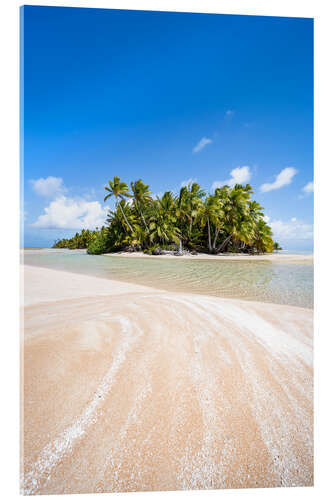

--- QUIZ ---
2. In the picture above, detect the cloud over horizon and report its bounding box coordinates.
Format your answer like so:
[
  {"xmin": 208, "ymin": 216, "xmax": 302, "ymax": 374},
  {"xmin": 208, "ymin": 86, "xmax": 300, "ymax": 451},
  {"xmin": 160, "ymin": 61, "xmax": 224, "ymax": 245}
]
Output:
[
  {"xmin": 30, "ymin": 176, "xmax": 66, "ymax": 198},
  {"xmin": 31, "ymin": 195, "xmax": 109, "ymax": 230},
  {"xmin": 260, "ymin": 167, "xmax": 297, "ymax": 193},
  {"xmin": 269, "ymin": 217, "xmax": 313, "ymax": 241},
  {"xmin": 192, "ymin": 137, "xmax": 212, "ymax": 153}
]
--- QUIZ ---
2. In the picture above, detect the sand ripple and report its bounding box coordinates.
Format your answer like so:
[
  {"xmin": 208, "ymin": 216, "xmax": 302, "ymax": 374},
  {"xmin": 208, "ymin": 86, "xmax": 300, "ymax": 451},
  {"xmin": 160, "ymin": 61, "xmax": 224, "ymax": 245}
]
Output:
[{"xmin": 22, "ymin": 268, "xmax": 313, "ymax": 494}]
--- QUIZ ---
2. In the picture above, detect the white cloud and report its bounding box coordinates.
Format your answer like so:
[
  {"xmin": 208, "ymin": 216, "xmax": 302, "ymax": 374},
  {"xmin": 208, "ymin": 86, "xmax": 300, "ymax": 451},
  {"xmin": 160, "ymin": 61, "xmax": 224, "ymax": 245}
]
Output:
[
  {"xmin": 263, "ymin": 215, "xmax": 270, "ymax": 223},
  {"xmin": 211, "ymin": 166, "xmax": 251, "ymax": 191},
  {"xmin": 30, "ymin": 176, "xmax": 66, "ymax": 198},
  {"xmin": 269, "ymin": 218, "xmax": 313, "ymax": 241},
  {"xmin": 302, "ymin": 181, "xmax": 314, "ymax": 194},
  {"xmin": 260, "ymin": 167, "xmax": 297, "ymax": 193},
  {"xmin": 31, "ymin": 195, "xmax": 109, "ymax": 230},
  {"xmin": 181, "ymin": 177, "xmax": 197, "ymax": 188},
  {"xmin": 192, "ymin": 137, "xmax": 212, "ymax": 153}
]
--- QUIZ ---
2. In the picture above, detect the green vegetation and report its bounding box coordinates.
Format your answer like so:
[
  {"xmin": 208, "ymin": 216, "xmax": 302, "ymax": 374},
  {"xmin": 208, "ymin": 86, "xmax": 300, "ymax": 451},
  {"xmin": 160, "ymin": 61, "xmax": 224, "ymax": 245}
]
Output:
[
  {"xmin": 273, "ymin": 241, "xmax": 283, "ymax": 252},
  {"xmin": 53, "ymin": 177, "xmax": 281, "ymax": 255},
  {"xmin": 86, "ymin": 227, "xmax": 110, "ymax": 255},
  {"xmin": 52, "ymin": 228, "xmax": 101, "ymax": 250}
]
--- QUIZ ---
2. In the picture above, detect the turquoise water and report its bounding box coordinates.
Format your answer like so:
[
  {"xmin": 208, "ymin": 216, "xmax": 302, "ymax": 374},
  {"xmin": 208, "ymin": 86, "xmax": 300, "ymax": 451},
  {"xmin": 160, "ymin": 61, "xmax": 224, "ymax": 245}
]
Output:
[{"xmin": 23, "ymin": 249, "xmax": 313, "ymax": 309}]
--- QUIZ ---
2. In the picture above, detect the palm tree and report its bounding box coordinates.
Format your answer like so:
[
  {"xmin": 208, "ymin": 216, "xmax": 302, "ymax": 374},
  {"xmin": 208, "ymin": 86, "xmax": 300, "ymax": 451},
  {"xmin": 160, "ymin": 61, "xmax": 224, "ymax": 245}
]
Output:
[
  {"xmin": 176, "ymin": 186, "xmax": 189, "ymax": 250},
  {"xmin": 198, "ymin": 195, "xmax": 221, "ymax": 253},
  {"xmin": 232, "ymin": 200, "xmax": 263, "ymax": 251},
  {"xmin": 214, "ymin": 184, "xmax": 252, "ymax": 253},
  {"xmin": 130, "ymin": 179, "xmax": 152, "ymax": 231},
  {"xmin": 52, "ymin": 227, "xmax": 100, "ymax": 249},
  {"xmin": 149, "ymin": 192, "xmax": 180, "ymax": 246},
  {"xmin": 186, "ymin": 182, "xmax": 205, "ymax": 240},
  {"xmin": 104, "ymin": 176, "xmax": 134, "ymax": 232},
  {"xmin": 273, "ymin": 241, "xmax": 282, "ymax": 252},
  {"xmin": 56, "ymin": 176, "xmax": 276, "ymax": 256},
  {"xmin": 176, "ymin": 183, "xmax": 205, "ymax": 250},
  {"xmin": 211, "ymin": 185, "xmax": 230, "ymax": 250},
  {"xmin": 253, "ymin": 219, "xmax": 274, "ymax": 253},
  {"xmin": 157, "ymin": 191, "xmax": 177, "ymax": 218}
]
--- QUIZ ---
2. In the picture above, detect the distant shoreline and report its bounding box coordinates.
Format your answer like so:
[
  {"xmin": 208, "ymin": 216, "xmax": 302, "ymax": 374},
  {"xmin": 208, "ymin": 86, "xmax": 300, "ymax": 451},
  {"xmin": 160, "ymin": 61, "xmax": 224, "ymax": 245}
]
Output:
[
  {"xmin": 105, "ymin": 250, "xmax": 313, "ymax": 265},
  {"xmin": 22, "ymin": 247, "xmax": 313, "ymax": 265}
]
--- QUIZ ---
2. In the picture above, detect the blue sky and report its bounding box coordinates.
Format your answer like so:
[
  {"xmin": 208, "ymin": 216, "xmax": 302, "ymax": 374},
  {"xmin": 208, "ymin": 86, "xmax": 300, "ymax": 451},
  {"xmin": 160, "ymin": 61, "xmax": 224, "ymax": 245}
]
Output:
[{"xmin": 21, "ymin": 6, "xmax": 313, "ymax": 249}]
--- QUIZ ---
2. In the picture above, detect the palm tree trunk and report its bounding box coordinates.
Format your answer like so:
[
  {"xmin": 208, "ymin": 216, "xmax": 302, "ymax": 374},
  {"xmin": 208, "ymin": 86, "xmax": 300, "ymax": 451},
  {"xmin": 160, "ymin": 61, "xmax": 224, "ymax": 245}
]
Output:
[
  {"xmin": 134, "ymin": 199, "xmax": 148, "ymax": 232},
  {"xmin": 213, "ymin": 226, "xmax": 220, "ymax": 250},
  {"xmin": 207, "ymin": 218, "xmax": 212, "ymax": 252},
  {"xmin": 118, "ymin": 202, "xmax": 134, "ymax": 233},
  {"xmin": 139, "ymin": 207, "xmax": 148, "ymax": 231},
  {"xmin": 216, "ymin": 233, "xmax": 232, "ymax": 253}
]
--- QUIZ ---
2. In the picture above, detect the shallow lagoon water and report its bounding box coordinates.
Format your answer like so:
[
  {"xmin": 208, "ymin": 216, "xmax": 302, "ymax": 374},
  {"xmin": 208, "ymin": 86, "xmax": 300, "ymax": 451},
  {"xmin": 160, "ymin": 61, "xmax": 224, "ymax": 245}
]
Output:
[{"xmin": 23, "ymin": 249, "xmax": 313, "ymax": 309}]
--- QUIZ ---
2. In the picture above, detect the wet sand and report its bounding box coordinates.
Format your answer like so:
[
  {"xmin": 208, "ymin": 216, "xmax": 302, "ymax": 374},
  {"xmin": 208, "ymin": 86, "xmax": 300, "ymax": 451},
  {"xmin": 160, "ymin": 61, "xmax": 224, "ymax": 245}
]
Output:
[{"xmin": 22, "ymin": 265, "xmax": 313, "ymax": 495}]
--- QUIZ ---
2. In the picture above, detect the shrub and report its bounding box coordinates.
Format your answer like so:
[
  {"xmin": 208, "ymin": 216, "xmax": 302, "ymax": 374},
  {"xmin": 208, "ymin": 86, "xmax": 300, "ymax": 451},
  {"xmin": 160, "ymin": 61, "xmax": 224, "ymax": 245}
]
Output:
[{"xmin": 87, "ymin": 233, "xmax": 110, "ymax": 255}]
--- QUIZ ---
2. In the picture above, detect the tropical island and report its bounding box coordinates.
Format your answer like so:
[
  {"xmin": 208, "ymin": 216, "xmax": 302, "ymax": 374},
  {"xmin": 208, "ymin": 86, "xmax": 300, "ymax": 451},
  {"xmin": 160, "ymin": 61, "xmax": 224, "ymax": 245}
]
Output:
[
  {"xmin": 22, "ymin": 6, "xmax": 314, "ymax": 494},
  {"xmin": 53, "ymin": 176, "xmax": 282, "ymax": 255}
]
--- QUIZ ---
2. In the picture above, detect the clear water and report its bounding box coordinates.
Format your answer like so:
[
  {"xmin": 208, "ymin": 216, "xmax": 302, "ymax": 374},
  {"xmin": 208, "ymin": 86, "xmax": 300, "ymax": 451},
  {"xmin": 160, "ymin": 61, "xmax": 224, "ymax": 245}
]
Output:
[{"xmin": 23, "ymin": 249, "xmax": 314, "ymax": 309}]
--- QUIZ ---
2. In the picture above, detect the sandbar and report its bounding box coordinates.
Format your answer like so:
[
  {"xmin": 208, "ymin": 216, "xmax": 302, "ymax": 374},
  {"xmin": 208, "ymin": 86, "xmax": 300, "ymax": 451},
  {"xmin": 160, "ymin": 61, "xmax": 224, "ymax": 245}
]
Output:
[{"xmin": 22, "ymin": 265, "xmax": 313, "ymax": 494}]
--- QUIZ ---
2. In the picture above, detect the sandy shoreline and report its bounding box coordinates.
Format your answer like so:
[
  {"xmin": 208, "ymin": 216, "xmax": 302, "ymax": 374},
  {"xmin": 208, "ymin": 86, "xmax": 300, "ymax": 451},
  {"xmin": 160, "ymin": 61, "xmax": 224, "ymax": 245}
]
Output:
[
  {"xmin": 22, "ymin": 265, "xmax": 313, "ymax": 494},
  {"xmin": 23, "ymin": 264, "xmax": 155, "ymax": 307},
  {"xmin": 106, "ymin": 251, "xmax": 313, "ymax": 265}
]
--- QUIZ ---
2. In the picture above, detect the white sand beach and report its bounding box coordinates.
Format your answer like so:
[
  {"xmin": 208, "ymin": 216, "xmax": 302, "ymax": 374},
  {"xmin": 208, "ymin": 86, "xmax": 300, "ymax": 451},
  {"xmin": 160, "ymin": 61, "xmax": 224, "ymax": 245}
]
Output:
[
  {"xmin": 22, "ymin": 265, "xmax": 313, "ymax": 495},
  {"xmin": 108, "ymin": 251, "xmax": 313, "ymax": 265}
]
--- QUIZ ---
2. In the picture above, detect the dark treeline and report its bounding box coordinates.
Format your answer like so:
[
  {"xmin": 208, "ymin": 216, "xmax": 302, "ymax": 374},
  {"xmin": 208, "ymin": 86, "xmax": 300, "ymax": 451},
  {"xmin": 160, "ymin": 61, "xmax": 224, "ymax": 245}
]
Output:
[{"xmin": 53, "ymin": 176, "xmax": 281, "ymax": 255}]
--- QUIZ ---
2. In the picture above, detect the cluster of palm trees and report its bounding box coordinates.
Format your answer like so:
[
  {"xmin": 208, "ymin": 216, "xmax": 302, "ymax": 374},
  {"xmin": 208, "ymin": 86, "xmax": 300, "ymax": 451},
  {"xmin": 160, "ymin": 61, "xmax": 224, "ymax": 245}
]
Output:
[
  {"xmin": 52, "ymin": 228, "xmax": 102, "ymax": 249},
  {"xmin": 100, "ymin": 176, "xmax": 276, "ymax": 254},
  {"xmin": 52, "ymin": 176, "xmax": 278, "ymax": 254}
]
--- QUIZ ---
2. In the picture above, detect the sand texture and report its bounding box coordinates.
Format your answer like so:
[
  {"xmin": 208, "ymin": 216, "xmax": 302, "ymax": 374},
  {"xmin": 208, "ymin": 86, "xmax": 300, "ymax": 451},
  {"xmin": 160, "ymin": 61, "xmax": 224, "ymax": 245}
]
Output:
[
  {"xmin": 22, "ymin": 266, "xmax": 313, "ymax": 495},
  {"xmin": 107, "ymin": 251, "xmax": 313, "ymax": 265}
]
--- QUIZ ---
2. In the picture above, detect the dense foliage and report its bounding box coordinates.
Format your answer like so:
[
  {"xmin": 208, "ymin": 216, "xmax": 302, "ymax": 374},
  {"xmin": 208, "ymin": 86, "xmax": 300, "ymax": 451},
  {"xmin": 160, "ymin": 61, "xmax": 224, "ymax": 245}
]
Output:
[
  {"xmin": 54, "ymin": 177, "xmax": 280, "ymax": 255},
  {"xmin": 52, "ymin": 228, "xmax": 101, "ymax": 250}
]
